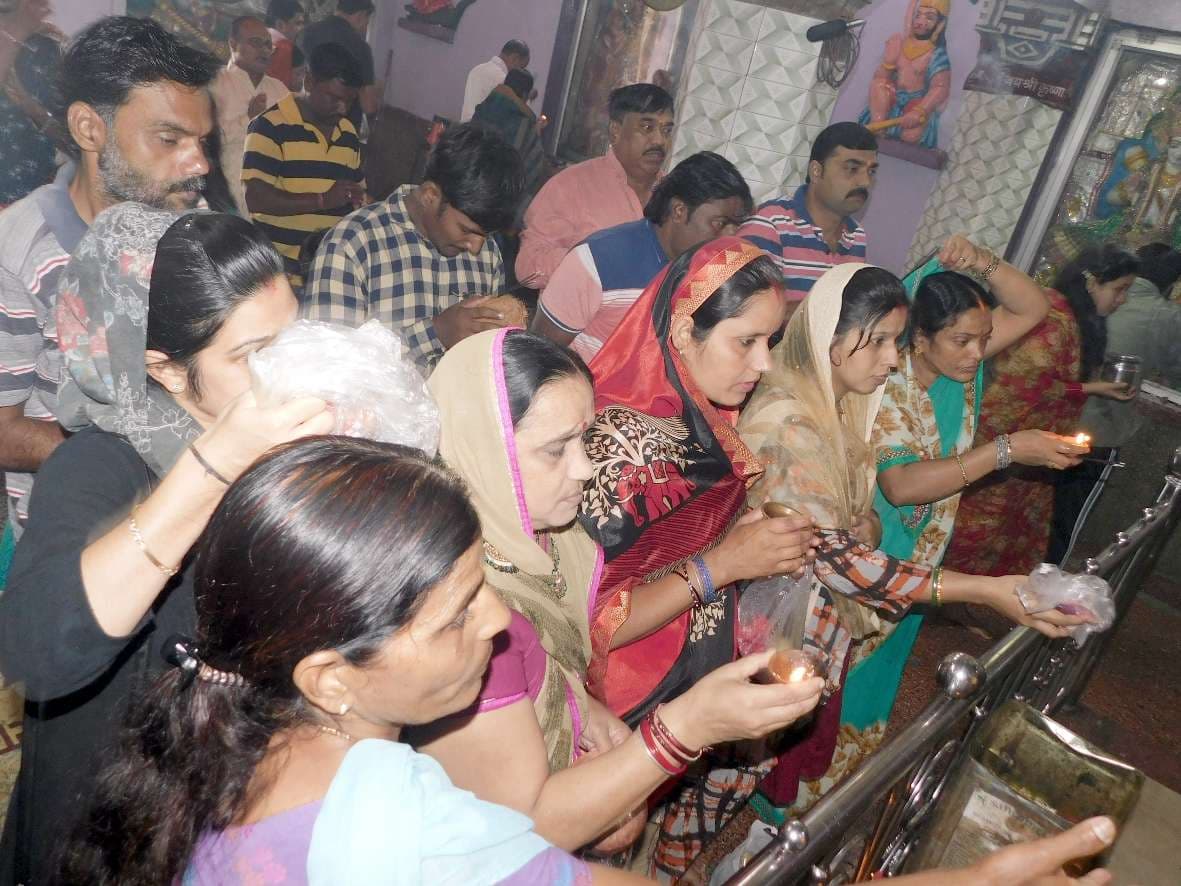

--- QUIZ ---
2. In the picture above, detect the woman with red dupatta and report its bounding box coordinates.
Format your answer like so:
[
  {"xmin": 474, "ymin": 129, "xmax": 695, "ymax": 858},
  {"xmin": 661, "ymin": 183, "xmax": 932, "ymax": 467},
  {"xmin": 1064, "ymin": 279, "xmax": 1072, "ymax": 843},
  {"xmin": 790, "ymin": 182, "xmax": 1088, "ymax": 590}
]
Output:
[{"xmin": 580, "ymin": 238, "xmax": 818, "ymax": 879}]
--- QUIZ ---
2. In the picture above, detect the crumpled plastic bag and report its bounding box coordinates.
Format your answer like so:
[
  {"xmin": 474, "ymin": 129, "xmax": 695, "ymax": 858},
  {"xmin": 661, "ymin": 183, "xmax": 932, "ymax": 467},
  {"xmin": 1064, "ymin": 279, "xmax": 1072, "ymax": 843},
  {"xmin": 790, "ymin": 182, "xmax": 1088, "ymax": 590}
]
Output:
[
  {"xmin": 737, "ymin": 565, "xmax": 814, "ymax": 656},
  {"xmin": 249, "ymin": 319, "xmax": 440, "ymax": 455},
  {"xmin": 1017, "ymin": 563, "xmax": 1116, "ymax": 645}
]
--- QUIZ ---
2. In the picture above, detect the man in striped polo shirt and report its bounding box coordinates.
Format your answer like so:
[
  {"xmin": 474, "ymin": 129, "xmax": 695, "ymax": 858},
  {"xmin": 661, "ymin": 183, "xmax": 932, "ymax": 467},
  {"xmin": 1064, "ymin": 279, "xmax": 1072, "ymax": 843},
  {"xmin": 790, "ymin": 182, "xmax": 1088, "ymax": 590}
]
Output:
[
  {"xmin": 243, "ymin": 42, "xmax": 366, "ymax": 288},
  {"xmin": 0, "ymin": 17, "xmax": 216, "ymax": 538},
  {"xmin": 738, "ymin": 122, "xmax": 878, "ymax": 305}
]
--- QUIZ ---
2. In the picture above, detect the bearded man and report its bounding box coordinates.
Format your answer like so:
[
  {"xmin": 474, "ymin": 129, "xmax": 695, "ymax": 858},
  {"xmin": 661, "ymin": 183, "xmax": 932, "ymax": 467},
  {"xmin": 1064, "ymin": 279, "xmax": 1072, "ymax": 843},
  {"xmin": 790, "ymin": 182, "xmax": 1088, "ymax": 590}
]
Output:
[{"xmin": 0, "ymin": 15, "xmax": 216, "ymax": 538}]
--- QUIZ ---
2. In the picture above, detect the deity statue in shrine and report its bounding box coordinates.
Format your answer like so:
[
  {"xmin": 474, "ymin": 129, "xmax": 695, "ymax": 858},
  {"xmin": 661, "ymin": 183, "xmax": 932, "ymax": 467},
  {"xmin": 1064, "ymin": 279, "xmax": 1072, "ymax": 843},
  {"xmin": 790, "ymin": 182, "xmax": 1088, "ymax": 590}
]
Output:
[
  {"xmin": 1044, "ymin": 100, "xmax": 1181, "ymax": 271},
  {"xmin": 858, "ymin": 0, "xmax": 952, "ymax": 149}
]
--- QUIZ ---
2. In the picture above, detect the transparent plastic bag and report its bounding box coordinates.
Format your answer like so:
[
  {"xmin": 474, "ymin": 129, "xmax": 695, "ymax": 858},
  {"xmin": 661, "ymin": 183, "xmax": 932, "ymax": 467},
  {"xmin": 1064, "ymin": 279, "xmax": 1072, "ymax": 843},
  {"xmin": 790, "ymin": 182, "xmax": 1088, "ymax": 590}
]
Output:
[
  {"xmin": 1017, "ymin": 563, "xmax": 1115, "ymax": 645},
  {"xmin": 249, "ymin": 319, "xmax": 440, "ymax": 455},
  {"xmin": 736, "ymin": 564, "xmax": 814, "ymax": 656}
]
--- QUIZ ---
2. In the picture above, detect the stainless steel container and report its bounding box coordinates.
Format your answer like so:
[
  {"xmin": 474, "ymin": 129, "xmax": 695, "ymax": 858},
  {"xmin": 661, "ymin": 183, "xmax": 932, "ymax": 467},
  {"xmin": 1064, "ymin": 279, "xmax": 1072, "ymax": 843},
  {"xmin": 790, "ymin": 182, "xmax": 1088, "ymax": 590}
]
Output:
[{"xmin": 1100, "ymin": 354, "xmax": 1143, "ymax": 394}]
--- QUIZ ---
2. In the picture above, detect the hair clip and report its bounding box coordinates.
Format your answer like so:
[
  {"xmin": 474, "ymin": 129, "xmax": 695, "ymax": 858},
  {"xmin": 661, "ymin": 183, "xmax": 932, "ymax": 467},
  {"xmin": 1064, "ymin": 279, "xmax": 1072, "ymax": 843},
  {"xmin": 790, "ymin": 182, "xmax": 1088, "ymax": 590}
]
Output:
[{"xmin": 162, "ymin": 633, "xmax": 246, "ymax": 689}]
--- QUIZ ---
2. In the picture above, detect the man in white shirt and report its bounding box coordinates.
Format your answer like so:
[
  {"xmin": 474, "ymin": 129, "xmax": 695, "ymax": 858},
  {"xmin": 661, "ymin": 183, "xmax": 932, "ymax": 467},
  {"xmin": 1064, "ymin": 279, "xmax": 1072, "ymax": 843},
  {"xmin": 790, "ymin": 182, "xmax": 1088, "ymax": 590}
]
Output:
[
  {"xmin": 460, "ymin": 39, "xmax": 530, "ymax": 122},
  {"xmin": 212, "ymin": 15, "xmax": 290, "ymax": 213}
]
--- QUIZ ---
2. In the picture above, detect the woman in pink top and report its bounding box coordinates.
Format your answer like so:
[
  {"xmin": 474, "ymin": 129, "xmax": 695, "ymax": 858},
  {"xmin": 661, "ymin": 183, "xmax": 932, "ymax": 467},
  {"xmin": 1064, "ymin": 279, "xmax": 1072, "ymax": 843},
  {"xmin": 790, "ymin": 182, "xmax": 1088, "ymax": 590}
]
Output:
[{"xmin": 415, "ymin": 330, "xmax": 825, "ymax": 859}]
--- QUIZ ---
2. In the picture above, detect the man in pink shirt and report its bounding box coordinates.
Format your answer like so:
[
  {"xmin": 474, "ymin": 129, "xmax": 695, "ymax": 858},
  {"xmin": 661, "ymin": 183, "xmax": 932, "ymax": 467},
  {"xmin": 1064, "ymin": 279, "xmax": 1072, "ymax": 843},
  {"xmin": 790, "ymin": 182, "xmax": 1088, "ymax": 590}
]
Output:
[{"xmin": 514, "ymin": 83, "xmax": 674, "ymax": 288}]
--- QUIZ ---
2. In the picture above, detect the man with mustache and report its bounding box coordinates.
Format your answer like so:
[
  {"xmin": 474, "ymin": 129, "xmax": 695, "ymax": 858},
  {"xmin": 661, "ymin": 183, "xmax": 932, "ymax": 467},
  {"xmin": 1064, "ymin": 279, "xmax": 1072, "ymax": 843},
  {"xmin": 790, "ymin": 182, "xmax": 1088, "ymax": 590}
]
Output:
[
  {"xmin": 211, "ymin": 15, "xmax": 289, "ymax": 215},
  {"xmin": 0, "ymin": 15, "xmax": 216, "ymax": 540},
  {"xmin": 738, "ymin": 121, "xmax": 878, "ymax": 305},
  {"xmin": 515, "ymin": 83, "xmax": 674, "ymax": 288}
]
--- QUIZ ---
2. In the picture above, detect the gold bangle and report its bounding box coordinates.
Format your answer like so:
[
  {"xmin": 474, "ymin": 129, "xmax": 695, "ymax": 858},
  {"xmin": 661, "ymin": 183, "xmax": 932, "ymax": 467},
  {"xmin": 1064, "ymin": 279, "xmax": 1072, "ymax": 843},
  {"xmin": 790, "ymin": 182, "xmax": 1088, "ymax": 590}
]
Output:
[
  {"xmin": 954, "ymin": 452, "xmax": 969, "ymax": 488},
  {"xmin": 931, "ymin": 566, "xmax": 944, "ymax": 607},
  {"xmin": 128, "ymin": 506, "xmax": 180, "ymax": 577}
]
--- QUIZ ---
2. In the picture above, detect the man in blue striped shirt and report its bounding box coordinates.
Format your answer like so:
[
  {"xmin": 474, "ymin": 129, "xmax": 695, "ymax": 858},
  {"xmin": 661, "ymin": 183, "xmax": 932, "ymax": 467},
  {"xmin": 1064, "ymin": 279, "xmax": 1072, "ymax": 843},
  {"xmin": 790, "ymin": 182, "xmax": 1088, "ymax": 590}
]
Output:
[{"xmin": 738, "ymin": 122, "xmax": 877, "ymax": 304}]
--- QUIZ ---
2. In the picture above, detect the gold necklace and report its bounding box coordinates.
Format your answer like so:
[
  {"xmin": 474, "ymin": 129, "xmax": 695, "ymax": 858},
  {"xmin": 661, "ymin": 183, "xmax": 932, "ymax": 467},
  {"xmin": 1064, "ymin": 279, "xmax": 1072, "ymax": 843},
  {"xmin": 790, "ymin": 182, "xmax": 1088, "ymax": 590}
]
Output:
[
  {"xmin": 483, "ymin": 538, "xmax": 567, "ymax": 599},
  {"xmin": 318, "ymin": 723, "xmax": 356, "ymax": 742}
]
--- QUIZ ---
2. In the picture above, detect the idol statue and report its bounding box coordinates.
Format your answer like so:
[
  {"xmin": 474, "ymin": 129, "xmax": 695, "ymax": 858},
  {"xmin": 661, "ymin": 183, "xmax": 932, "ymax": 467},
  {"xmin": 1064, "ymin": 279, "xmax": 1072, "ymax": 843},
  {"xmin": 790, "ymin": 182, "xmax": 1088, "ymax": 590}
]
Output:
[
  {"xmin": 858, "ymin": 0, "xmax": 951, "ymax": 149},
  {"xmin": 1044, "ymin": 100, "xmax": 1181, "ymax": 273}
]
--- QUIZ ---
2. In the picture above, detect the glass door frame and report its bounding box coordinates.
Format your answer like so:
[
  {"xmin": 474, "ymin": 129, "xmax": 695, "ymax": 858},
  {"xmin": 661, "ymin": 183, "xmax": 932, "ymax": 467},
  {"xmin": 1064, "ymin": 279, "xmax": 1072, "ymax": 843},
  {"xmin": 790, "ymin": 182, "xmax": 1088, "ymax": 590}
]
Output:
[{"xmin": 1010, "ymin": 27, "xmax": 1181, "ymax": 273}]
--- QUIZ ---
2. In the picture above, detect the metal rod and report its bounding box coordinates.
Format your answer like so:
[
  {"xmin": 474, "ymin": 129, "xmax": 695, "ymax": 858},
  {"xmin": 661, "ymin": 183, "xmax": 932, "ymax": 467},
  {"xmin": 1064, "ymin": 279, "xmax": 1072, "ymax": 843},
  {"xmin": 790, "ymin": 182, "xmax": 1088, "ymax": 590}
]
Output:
[{"xmin": 724, "ymin": 447, "xmax": 1181, "ymax": 885}]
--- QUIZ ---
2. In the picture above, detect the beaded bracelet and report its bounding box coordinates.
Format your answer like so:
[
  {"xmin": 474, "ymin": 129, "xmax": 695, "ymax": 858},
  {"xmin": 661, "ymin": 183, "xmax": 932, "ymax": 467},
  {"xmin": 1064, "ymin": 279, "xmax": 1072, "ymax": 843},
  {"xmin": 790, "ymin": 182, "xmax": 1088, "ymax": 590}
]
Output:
[{"xmin": 690, "ymin": 554, "xmax": 718, "ymax": 605}]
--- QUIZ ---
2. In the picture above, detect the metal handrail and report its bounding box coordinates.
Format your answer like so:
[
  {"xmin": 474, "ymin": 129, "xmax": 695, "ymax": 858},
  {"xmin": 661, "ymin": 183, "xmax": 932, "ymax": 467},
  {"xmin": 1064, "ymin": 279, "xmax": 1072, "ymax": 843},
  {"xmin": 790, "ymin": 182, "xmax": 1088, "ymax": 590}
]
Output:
[{"xmin": 725, "ymin": 445, "xmax": 1181, "ymax": 885}]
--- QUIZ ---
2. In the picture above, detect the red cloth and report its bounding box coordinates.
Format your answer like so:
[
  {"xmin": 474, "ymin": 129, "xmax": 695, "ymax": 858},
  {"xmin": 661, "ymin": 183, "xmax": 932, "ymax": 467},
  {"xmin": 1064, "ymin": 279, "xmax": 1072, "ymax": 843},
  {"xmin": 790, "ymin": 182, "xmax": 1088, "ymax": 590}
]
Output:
[{"xmin": 584, "ymin": 238, "xmax": 773, "ymax": 712}]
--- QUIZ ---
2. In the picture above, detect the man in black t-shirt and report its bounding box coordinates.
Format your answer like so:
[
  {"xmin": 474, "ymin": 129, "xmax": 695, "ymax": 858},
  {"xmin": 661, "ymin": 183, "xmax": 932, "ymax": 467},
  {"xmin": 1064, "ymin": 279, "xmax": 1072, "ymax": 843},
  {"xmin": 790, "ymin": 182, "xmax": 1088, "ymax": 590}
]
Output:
[{"xmin": 297, "ymin": 0, "xmax": 380, "ymax": 130}]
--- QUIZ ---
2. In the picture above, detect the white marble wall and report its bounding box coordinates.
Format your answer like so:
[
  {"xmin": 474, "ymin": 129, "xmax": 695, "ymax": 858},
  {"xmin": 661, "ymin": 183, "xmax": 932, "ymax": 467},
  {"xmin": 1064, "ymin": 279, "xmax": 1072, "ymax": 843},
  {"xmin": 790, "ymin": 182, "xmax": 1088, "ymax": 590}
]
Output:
[
  {"xmin": 905, "ymin": 91, "xmax": 1063, "ymax": 267},
  {"xmin": 673, "ymin": 0, "xmax": 837, "ymax": 204}
]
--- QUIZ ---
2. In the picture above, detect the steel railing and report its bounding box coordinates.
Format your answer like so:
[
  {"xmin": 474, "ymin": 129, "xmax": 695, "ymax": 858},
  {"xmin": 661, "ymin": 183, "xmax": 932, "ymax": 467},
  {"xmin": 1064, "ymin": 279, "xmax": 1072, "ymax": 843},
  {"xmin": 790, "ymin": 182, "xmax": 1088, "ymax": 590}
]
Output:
[{"xmin": 725, "ymin": 445, "xmax": 1181, "ymax": 885}]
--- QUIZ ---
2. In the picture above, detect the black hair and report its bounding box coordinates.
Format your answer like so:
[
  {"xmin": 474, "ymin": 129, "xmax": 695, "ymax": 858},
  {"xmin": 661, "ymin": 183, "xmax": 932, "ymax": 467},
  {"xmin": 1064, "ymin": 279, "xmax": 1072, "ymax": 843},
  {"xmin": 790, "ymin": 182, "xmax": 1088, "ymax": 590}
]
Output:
[
  {"xmin": 265, "ymin": 0, "xmax": 304, "ymax": 26},
  {"xmin": 910, "ymin": 271, "xmax": 996, "ymax": 342},
  {"xmin": 1135, "ymin": 242, "xmax": 1171, "ymax": 263},
  {"xmin": 1052, "ymin": 244, "xmax": 1140, "ymax": 379},
  {"xmin": 1135, "ymin": 244, "xmax": 1181, "ymax": 296},
  {"xmin": 680, "ymin": 250, "xmax": 785, "ymax": 341},
  {"xmin": 146, "ymin": 213, "xmax": 284, "ymax": 397},
  {"xmin": 504, "ymin": 68, "xmax": 535, "ymax": 102},
  {"xmin": 608, "ymin": 83, "xmax": 674, "ymax": 123},
  {"xmin": 229, "ymin": 15, "xmax": 264, "ymax": 41},
  {"xmin": 57, "ymin": 437, "xmax": 481, "ymax": 886},
  {"xmin": 835, "ymin": 267, "xmax": 909, "ymax": 354},
  {"xmin": 337, "ymin": 0, "xmax": 375, "ymax": 14},
  {"xmin": 502, "ymin": 330, "xmax": 593, "ymax": 428},
  {"xmin": 198, "ymin": 124, "xmax": 238, "ymax": 214},
  {"xmin": 644, "ymin": 151, "xmax": 753, "ymax": 225},
  {"xmin": 307, "ymin": 42, "xmax": 364, "ymax": 88},
  {"xmin": 424, "ymin": 123, "xmax": 524, "ymax": 234},
  {"xmin": 58, "ymin": 16, "xmax": 217, "ymax": 154},
  {"xmin": 501, "ymin": 39, "xmax": 530, "ymax": 60},
  {"xmin": 807, "ymin": 121, "xmax": 877, "ymax": 182}
]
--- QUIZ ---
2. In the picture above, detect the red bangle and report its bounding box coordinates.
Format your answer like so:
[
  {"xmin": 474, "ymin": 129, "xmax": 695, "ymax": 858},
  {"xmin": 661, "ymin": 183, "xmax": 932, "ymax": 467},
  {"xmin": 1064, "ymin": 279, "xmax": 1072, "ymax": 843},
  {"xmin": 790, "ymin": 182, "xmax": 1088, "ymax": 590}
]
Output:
[
  {"xmin": 1065, "ymin": 382, "xmax": 1086, "ymax": 400},
  {"xmin": 651, "ymin": 704, "xmax": 704, "ymax": 762},
  {"xmin": 640, "ymin": 715, "xmax": 687, "ymax": 775}
]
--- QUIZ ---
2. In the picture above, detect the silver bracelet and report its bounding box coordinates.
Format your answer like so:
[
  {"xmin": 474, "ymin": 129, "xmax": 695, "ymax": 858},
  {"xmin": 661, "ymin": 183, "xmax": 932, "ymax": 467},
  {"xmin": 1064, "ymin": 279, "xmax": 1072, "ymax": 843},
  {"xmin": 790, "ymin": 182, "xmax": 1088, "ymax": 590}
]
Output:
[{"xmin": 995, "ymin": 434, "xmax": 1012, "ymax": 470}]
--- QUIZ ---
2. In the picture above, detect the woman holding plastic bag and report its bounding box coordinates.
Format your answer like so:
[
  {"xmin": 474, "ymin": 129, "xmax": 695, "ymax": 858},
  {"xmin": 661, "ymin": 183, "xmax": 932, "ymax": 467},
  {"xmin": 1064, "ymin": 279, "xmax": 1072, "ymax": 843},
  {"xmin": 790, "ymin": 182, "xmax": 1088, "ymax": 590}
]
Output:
[
  {"xmin": 736, "ymin": 263, "xmax": 1094, "ymax": 828},
  {"xmin": 0, "ymin": 205, "xmax": 335, "ymax": 884}
]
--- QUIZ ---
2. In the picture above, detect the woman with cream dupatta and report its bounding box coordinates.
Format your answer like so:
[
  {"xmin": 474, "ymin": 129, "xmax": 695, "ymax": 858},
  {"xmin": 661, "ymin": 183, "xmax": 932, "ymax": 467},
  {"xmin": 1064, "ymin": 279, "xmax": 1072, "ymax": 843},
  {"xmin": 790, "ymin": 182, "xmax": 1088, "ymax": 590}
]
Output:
[
  {"xmin": 739, "ymin": 264, "xmax": 1089, "ymax": 826},
  {"xmin": 416, "ymin": 329, "xmax": 824, "ymax": 859}
]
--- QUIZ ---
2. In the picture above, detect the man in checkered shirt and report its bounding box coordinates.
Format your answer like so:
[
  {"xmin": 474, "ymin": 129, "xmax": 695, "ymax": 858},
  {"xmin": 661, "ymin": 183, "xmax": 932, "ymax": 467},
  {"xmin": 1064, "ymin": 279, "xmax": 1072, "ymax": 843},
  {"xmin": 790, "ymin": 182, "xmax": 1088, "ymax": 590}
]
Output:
[{"xmin": 303, "ymin": 124, "xmax": 524, "ymax": 370}]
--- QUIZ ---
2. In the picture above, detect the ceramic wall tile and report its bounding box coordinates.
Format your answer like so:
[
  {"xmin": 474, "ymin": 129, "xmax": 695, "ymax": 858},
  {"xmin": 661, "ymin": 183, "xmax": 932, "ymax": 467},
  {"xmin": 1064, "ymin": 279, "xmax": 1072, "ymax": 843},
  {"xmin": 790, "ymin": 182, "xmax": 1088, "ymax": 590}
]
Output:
[{"xmin": 703, "ymin": 0, "xmax": 766, "ymax": 42}]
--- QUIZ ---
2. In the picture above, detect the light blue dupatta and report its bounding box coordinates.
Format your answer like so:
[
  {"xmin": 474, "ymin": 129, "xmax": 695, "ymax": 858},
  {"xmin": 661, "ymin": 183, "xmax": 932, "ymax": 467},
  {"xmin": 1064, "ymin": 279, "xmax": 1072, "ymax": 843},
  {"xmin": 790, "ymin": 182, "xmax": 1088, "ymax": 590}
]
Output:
[{"xmin": 307, "ymin": 739, "xmax": 551, "ymax": 885}]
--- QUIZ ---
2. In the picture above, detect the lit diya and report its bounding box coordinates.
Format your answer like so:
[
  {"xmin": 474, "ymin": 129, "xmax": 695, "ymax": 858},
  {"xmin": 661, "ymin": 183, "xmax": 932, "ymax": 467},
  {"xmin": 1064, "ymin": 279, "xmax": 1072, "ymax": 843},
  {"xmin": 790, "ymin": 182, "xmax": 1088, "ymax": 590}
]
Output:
[
  {"xmin": 1073, "ymin": 433, "xmax": 1091, "ymax": 447},
  {"xmin": 754, "ymin": 648, "xmax": 828, "ymax": 684}
]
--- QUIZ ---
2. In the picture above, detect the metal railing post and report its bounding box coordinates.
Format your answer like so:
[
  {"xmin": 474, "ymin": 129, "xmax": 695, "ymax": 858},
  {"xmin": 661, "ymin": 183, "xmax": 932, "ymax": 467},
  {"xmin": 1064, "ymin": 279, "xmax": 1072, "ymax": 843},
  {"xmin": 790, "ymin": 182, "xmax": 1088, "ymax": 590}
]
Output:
[{"xmin": 722, "ymin": 446, "xmax": 1181, "ymax": 886}]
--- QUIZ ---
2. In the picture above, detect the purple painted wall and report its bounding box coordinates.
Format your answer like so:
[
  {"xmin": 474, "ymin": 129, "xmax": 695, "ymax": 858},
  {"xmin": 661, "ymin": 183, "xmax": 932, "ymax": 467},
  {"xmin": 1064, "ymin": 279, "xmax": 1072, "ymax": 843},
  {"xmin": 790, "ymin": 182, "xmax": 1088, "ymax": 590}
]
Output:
[
  {"xmin": 373, "ymin": 0, "xmax": 563, "ymax": 122},
  {"xmin": 829, "ymin": 0, "xmax": 982, "ymax": 274}
]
